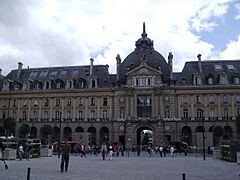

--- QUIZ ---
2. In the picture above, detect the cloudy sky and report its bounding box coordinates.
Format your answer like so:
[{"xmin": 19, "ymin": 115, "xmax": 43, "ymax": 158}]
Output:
[{"xmin": 0, "ymin": 0, "xmax": 239, "ymax": 75}]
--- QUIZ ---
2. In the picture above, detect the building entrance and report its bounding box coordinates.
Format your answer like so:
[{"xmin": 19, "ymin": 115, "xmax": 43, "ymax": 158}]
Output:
[{"xmin": 136, "ymin": 126, "xmax": 153, "ymax": 146}]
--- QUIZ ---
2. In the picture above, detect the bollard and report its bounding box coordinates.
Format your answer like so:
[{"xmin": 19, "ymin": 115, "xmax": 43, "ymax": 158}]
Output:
[
  {"xmin": 182, "ymin": 173, "xmax": 186, "ymax": 180},
  {"xmin": 27, "ymin": 167, "xmax": 31, "ymax": 180}
]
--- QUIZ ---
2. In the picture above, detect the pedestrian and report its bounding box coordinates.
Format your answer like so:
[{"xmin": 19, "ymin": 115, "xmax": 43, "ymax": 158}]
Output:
[
  {"xmin": 19, "ymin": 144, "xmax": 24, "ymax": 161},
  {"xmin": 60, "ymin": 140, "xmax": 71, "ymax": 173},
  {"xmin": 0, "ymin": 140, "xmax": 8, "ymax": 170},
  {"xmin": 109, "ymin": 144, "xmax": 113, "ymax": 160},
  {"xmin": 101, "ymin": 143, "xmax": 107, "ymax": 160},
  {"xmin": 25, "ymin": 142, "xmax": 30, "ymax": 160},
  {"xmin": 136, "ymin": 145, "xmax": 141, "ymax": 156},
  {"xmin": 170, "ymin": 146, "xmax": 175, "ymax": 157},
  {"xmin": 159, "ymin": 146, "xmax": 163, "ymax": 157}
]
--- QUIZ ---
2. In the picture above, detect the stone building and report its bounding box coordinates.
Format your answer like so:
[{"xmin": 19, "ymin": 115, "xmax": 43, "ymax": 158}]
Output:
[{"xmin": 0, "ymin": 23, "xmax": 239, "ymax": 149}]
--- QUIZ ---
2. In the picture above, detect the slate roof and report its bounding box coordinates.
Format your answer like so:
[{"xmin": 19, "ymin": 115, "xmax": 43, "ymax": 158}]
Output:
[
  {"xmin": 176, "ymin": 60, "xmax": 240, "ymax": 85},
  {"xmin": 3, "ymin": 65, "xmax": 113, "ymax": 90},
  {"xmin": 119, "ymin": 24, "xmax": 170, "ymax": 83}
]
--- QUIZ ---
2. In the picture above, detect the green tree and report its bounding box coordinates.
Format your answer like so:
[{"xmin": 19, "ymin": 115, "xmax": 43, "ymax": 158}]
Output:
[
  {"xmin": 19, "ymin": 123, "xmax": 30, "ymax": 138},
  {"xmin": 236, "ymin": 116, "xmax": 240, "ymax": 139},
  {"xmin": 3, "ymin": 117, "xmax": 16, "ymax": 138},
  {"xmin": 40, "ymin": 124, "xmax": 53, "ymax": 144},
  {"xmin": 213, "ymin": 125, "xmax": 224, "ymax": 146}
]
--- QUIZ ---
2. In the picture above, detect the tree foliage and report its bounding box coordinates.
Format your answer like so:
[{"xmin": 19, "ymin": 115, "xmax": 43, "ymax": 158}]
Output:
[
  {"xmin": 40, "ymin": 124, "xmax": 53, "ymax": 137},
  {"xmin": 3, "ymin": 117, "xmax": 16, "ymax": 136},
  {"xmin": 19, "ymin": 123, "xmax": 30, "ymax": 138},
  {"xmin": 213, "ymin": 125, "xmax": 224, "ymax": 137}
]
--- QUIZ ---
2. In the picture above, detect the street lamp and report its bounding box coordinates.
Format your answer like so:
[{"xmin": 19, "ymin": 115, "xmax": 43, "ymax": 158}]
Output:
[
  {"xmin": 202, "ymin": 117, "xmax": 206, "ymax": 161},
  {"xmin": 58, "ymin": 112, "xmax": 62, "ymax": 158}
]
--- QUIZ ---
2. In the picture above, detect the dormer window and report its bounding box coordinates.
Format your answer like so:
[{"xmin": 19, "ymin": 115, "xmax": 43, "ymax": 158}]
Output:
[
  {"xmin": 92, "ymin": 80, "xmax": 95, "ymax": 88},
  {"xmin": 219, "ymin": 74, "xmax": 228, "ymax": 85},
  {"xmin": 207, "ymin": 75, "xmax": 214, "ymax": 85},
  {"xmin": 46, "ymin": 82, "xmax": 50, "ymax": 89},
  {"xmin": 234, "ymin": 77, "xmax": 240, "ymax": 85},
  {"xmin": 57, "ymin": 82, "xmax": 61, "ymax": 89}
]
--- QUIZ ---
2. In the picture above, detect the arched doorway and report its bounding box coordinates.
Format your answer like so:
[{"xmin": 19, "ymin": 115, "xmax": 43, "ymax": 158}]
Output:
[
  {"xmin": 195, "ymin": 126, "xmax": 205, "ymax": 132},
  {"xmin": 63, "ymin": 127, "xmax": 72, "ymax": 141},
  {"xmin": 75, "ymin": 127, "xmax": 84, "ymax": 133},
  {"xmin": 100, "ymin": 127, "xmax": 109, "ymax": 144},
  {"xmin": 223, "ymin": 126, "xmax": 233, "ymax": 140},
  {"xmin": 181, "ymin": 126, "xmax": 192, "ymax": 145},
  {"xmin": 136, "ymin": 126, "xmax": 153, "ymax": 146},
  {"xmin": 0, "ymin": 126, "xmax": 4, "ymax": 136},
  {"xmin": 30, "ymin": 126, "xmax": 37, "ymax": 138},
  {"xmin": 52, "ymin": 126, "xmax": 60, "ymax": 142},
  {"xmin": 88, "ymin": 127, "xmax": 96, "ymax": 145}
]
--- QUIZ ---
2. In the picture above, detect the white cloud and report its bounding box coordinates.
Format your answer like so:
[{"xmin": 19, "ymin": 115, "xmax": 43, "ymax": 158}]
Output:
[
  {"xmin": 219, "ymin": 34, "xmax": 240, "ymax": 59},
  {"xmin": 235, "ymin": 2, "xmax": 240, "ymax": 20},
  {"xmin": 0, "ymin": 0, "xmax": 238, "ymax": 76}
]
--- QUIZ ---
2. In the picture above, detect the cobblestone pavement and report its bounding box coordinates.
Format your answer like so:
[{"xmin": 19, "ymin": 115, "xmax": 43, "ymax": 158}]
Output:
[{"xmin": 0, "ymin": 153, "xmax": 239, "ymax": 180}]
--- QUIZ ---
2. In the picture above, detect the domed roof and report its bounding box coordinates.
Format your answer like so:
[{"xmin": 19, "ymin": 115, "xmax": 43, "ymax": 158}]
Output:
[{"xmin": 119, "ymin": 23, "xmax": 170, "ymax": 83}]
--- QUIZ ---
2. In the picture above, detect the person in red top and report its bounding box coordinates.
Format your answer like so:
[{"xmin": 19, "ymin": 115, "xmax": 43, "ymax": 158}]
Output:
[{"xmin": 60, "ymin": 140, "xmax": 71, "ymax": 172}]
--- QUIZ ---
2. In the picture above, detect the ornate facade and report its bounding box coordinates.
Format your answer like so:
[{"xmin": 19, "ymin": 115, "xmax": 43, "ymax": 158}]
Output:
[{"xmin": 0, "ymin": 23, "xmax": 239, "ymax": 149}]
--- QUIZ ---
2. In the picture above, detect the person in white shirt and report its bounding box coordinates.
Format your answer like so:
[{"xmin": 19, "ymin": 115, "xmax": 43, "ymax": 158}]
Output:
[{"xmin": 19, "ymin": 144, "xmax": 24, "ymax": 161}]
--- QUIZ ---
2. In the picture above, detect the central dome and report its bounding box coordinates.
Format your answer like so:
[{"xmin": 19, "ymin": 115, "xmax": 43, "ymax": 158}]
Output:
[{"xmin": 119, "ymin": 23, "xmax": 170, "ymax": 83}]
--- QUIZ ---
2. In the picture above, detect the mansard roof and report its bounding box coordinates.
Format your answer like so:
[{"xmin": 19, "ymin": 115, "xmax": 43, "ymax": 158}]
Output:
[
  {"xmin": 4, "ymin": 65, "xmax": 113, "ymax": 89},
  {"xmin": 176, "ymin": 60, "xmax": 240, "ymax": 86}
]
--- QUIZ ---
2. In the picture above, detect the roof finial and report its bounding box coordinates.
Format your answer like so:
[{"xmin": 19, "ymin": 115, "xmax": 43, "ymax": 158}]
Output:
[{"xmin": 142, "ymin": 22, "xmax": 147, "ymax": 38}]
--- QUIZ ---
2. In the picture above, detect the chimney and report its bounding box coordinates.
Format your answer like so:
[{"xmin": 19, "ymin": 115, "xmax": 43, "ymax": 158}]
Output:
[
  {"xmin": 17, "ymin": 62, "xmax": 23, "ymax": 79},
  {"xmin": 116, "ymin": 54, "xmax": 121, "ymax": 81},
  {"xmin": 197, "ymin": 54, "xmax": 202, "ymax": 74},
  {"xmin": 90, "ymin": 58, "xmax": 94, "ymax": 76},
  {"xmin": 168, "ymin": 52, "xmax": 173, "ymax": 80}
]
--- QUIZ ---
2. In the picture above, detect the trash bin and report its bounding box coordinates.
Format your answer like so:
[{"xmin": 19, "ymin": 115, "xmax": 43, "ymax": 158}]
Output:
[
  {"xmin": 237, "ymin": 152, "xmax": 240, "ymax": 164},
  {"xmin": 213, "ymin": 150, "xmax": 221, "ymax": 159},
  {"xmin": 3, "ymin": 148, "xmax": 17, "ymax": 160}
]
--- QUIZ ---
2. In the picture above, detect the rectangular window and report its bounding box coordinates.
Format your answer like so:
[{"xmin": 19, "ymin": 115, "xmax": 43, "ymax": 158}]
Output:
[
  {"xmin": 56, "ymin": 99, "xmax": 60, "ymax": 106},
  {"xmin": 67, "ymin": 97, "xmax": 71, "ymax": 106},
  {"xmin": 90, "ymin": 97, "xmax": 95, "ymax": 106},
  {"xmin": 103, "ymin": 98, "xmax": 107, "ymax": 106},
  {"xmin": 67, "ymin": 111, "xmax": 71, "ymax": 120},
  {"xmin": 90, "ymin": 110, "xmax": 96, "ymax": 119},
  {"xmin": 137, "ymin": 95, "xmax": 152, "ymax": 118},
  {"xmin": 208, "ymin": 95, "xmax": 215, "ymax": 104},
  {"xmin": 43, "ymin": 111, "xmax": 48, "ymax": 119},
  {"xmin": 78, "ymin": 110, "xmax": 83, "ymax": 119},
  {"xmin": 142, "ymin": 77, "xmax": 146, "ymax": 86},
  {"xmin": 102, "ymin": 110, "xmax": 108, "ymax": 119},
  {"xmin": 196, "ymin": 95, "xmax": 202, "ymax": 104},
  {"xmin": 44, "ymin": 99, "xmax": 49, "ymax": 107},
  {"xmin": 223, "ymin": 95, "xmax": 228, "ymax": 104},
  {"xmin": 236, "ymin": 96, "xmax": 240, "ymax": 104},
  {"xmin": 182, "ymin": 96, "xmax": 188, "ymax": 104},
  {"xmin": 79, "ymin": 97, "xmax": 84, "ymax": 106},
  {"xmin": 183, "ymin": 109, "xmax": 188, "ymax": 118}
]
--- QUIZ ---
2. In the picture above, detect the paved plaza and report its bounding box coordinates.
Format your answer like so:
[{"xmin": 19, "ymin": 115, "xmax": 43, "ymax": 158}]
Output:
[{"xmin": 0, "ymin": 153, "xmax": 239, "ymax": 180}]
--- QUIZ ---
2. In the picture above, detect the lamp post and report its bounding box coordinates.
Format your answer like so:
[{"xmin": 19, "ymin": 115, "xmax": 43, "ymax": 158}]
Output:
[
  {"xmin": 58, "ymin": 112, "xmax": 62, "ymax": 158},
  {"xmin": 202, "ymin": 117, "xmax": 206, "ymax": 161}
]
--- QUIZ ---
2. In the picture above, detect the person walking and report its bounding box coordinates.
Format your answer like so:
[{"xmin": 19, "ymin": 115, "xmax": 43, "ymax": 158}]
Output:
[
  {"xmin": 108, "ymin": 144, "xmax": 113, "ymax": 160},
  {"xmin": 170, "ymin": 146, "xmax": 175, "ymax": 158},
  {"xmin": 60, "ymin": 140, "xmax": 71, "ymax": 173},
  {"xmin": 101, "ymin": 143, "xmax": 107, "ymax": 160},
  {"xmin": 19, "ymin": 144, "xmax": 24, "ymax": 161},
  {"xmin": 0, "ymin": 140, "xmax": 8, "ymax": 170}
]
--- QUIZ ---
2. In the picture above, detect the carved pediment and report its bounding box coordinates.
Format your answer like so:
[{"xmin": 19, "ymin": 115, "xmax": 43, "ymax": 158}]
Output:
[{"xmin": 126, "ymin": 64, "xmax": 160, "ymax": 76}]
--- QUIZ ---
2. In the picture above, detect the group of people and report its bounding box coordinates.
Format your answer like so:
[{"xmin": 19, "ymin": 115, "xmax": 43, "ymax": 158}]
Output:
[{"xmin": 132, "ymin": 144, "xmax": 187, "ymax": 157}]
